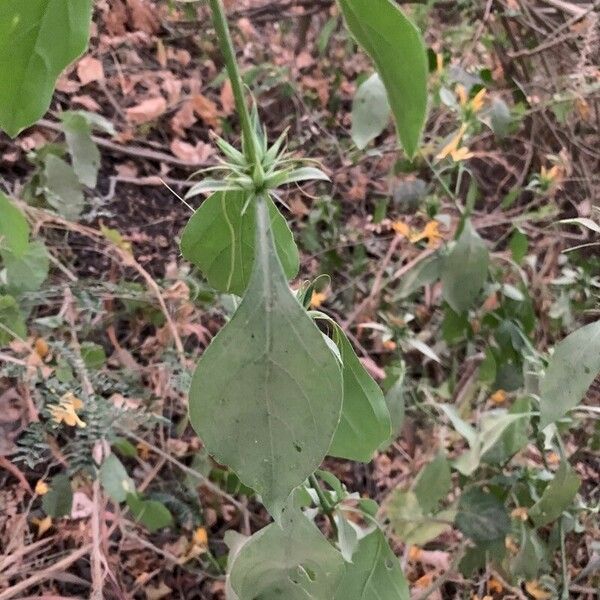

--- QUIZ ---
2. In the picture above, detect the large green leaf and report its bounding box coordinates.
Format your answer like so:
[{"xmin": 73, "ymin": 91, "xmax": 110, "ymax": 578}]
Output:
[
  {"xmin": 0, "ymin": 193, "xmax": 29, "ymax": 257},
  {"xmin": 338, "ymin": 0, "xmax": 428, "ymax": 158},
  {"xmin": 181, "ymin": 191, "xmax": 299, "ymax": 296},
  {"xmin": 329, "ymin": 325, "xmax": 391, "ymax": 462},
  {"xmin": 0, "ymin": 0, "xmax": 93, "ymax": 137},
  {"xmin": 228, "ymin": 509, "xmax": 345, "ymax": 600},
  {"xmin": 351, "ymin": 73, "xmax": 390, "ymax": 149},
  {"xmin": 442, "ymin": 220, "xmax": 489, "ymax": 313},
  {"xmin": 528, "ymin": 460, "xmax": 580, "ymax": 528},
  {"xmin": 2, "ymin": 240, "xmax": 49, "ymax": 294},
  {"xmin": 455, "ymin": 488, "xmax": 510, "ymax": 544},
  {"xmin": 334, "ymin": 529, "xmax": 409, "ymax": 600},
  {"xmin": 188, "ymin": 196, "xmax": 342, "ymax": 519},
  {"xmin": 540, "ymin": 320, "xmax": 600, "ymax": 428}
]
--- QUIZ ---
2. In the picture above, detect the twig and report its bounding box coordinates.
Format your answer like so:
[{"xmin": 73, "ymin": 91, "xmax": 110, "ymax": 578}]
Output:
[
  {"xmin": 0, "ymin": 544, "xmax": 92, "ymax": 600},
  {"xmin": 308, "ymin": 474, "xmax": 338, "ymax": 536},
  {"xmin": 36, "ymin": 118, "xmax": 212, "ymax": 168},
  {"xmin": 90, "ymin": 479, "xmax": 105, "ymax": 600}
]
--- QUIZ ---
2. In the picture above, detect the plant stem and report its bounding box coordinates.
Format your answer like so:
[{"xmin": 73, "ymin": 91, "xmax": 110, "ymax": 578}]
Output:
[
  {"xmin": 208, "ymin": 0, "xmax": 258, "ymax": 166},
  {"xmin": 309, "ymin": 474, "xmax": 338, "ymax": 536}
]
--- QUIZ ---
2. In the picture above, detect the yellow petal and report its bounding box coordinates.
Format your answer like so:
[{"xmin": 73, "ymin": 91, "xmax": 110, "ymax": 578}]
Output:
[
  {"xmin": 435, "ymin": 124, "xmax": 467, "ymax": 160},
  {"xmin": 450, "ymin": 146, "xmax": 474, "ymax": 162},
  {"xmin": 32, "ymin": 515, "xmax": 53, "ymax": 536},
  {"xmin": 436, "ymin": 53, "xmax": 444, "ymax": 74},
  {"xmin": 410, "ymin": 221, "xmax": 443, "ymax": 248},
  {"xmin": 35, "ymin": 480, "xmax": 49, "ymax": 495},
  {"xmin": 470, "ymin": 88, "xmax": 487, "ymax": 112},
  {"xmin": 60, "ymin": 391, "xmax": 84, "ymax": 411},
  {"xmin": 310, "ymin": 291, "xmax": 328, "ymax": 308},
  {"xmin": 456, "ymin": 84, "xmax": 468, "ymax": 106},
  {"xmin": 488, "ymin": 577, "xmax": 503, "ymax": 593},
  {"xmin": 193, "ymin": 527, "xmax": 208, "ymax": 547},
  {"xmin": 489, "ymin": 389, "xmax": 507, "ymax": 404},
  {"xmin": 34, "ymin": 338, "xmax": 50, "ymax": 359},
  {"xmin": 525, "ymin": 581, "xmax": 552, "ymax": 600},
  {"xmin": 392, "ymin": 220, "xmax": 411, "ymax": 238}
]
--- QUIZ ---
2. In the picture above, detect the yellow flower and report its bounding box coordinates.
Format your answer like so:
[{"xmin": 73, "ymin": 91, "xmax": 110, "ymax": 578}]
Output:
[
  {"xmin": 49, "ymin": 392, "xmax": 86, "ymax": 428},
  {"xmin": 31, "ymin": 515, "xmax": 53, "ymax": 536},
  {"xmin": 410, "ymin": 221, "xmax": 443, "ymax": 248},
  {"xmin": 34, "ymin": 338, "xmax": 50, "ymax": 359},
  {"xmin": 193, "ymin": 527, "xmax": 208, "ymax": 547},
  {"xmin": 540, "ymin": 164, "xmax": 561, "ymax": 185},
  {"xmin": 489, "ymin": 389, "xmax": 507, "ymax": 405},
  {"xmin": 310, "ymin": 291, "xmax": 328, "ymax": 308},
  {"xmin": 35, "ymin": 480, "xmax": 49, "ymax": 495},
  {"xmin": 436, "ymin": 123, "xmax": 468, "ymax": 160},
  {"xmin": 450, "ymin": 146, "xmax": 474, "ymax": 162},
  {"xmin": 456, "ymin": 84, "xmax": 468, "ymax": 107},
  {"xmin": 525, "ymin": 581, "xmax": 552, "ymax": 600},
  {"xmin": 435, "ymin": 52, "xmax": 444, "ymax": 75},
  {"xmin": 487, "ymin": 577, "xmax": 503, "ymax": 594},
  {"xmin": 392, "ymin": 220, "xmax": 411, "ymax": 238},
  {"xmin": 470, "ymin": 88, "xmax": 487, "ymax": 112}
]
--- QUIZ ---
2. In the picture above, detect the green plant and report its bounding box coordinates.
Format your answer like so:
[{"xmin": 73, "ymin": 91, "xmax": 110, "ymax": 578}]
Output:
[
  {"xmin": 178, "ymin": 0, "xmax": 429, "ymax": 594},
  {"xmin": 1, "ymin": 1, "xmax": 599, "ymax": 598}
]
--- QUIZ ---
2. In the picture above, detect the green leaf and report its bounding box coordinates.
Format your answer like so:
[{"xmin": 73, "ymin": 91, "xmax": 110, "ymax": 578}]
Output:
[
  {"xmin": 42, "ymin": 155, "xmax": 85, "ymax": 220},
  {"xmin": 334, "ymin": 511, "xmax": 360, "ymax": 562},
  {"xmin": 383, "ymin": 373, "xmax": 405, "ymax": 443},
  {"xmin": 0, "ymin": 295, "xmax": 26, "ymax": 345},
  {"xmin": 442, "ymin": 220, "xmax": 489, "ymax": 313},
  {"xmin": 338, "ymin": 0, "xmax": 428, "ymax": 157},
  {"xmin": 0, "ymin": 193, "xmax": 29, "ymax": 256},
  {"xmin": 509, "ymin": 229, "xmax": 528, "ymax": 263},
  {"xmin": 488, "ymin": 97, "xmax": 512, "ymax": 139},
  {"xmin": 351, "ymin": 73, "xmax": 390, "ymax": 149},
  {"xmin": 188, "ymin": 196, "xmax": 343, "ymax": 519},
  {"xmin": 181, "ymin": 191, "xmax": 299, "ymax": 296},
  {"xmin": 0, "ymin": 0, "xmax": 93, "ymax": 137},
  {"xmin": 455, "ymin": 488, "xmax": 510, "ymax": 543},
  {"xmin": 540, "ymin": 320, "xmax": 600, "ymax": 428},
  {"xmin": 528, "ymin": 461, "xmax": 580, "ymax": 528},
  {"xmin": 386, "ymin": 490, "xmax": 454, "ymax": 545},
  {"xmin": 80, "ymin": 342, "xmax": 107, "ymax": 370},
  {"xmin": 61, "ymin": 111, "xmax": 100, "ymax": 187},
  {"xmin": 126, "ymin": 493, "xmax": 173, "ymax": 533},
  {"xmin": 42, "ymin": 473, "xmax": 73, "ymax": 518},
  {"xmin": 100, "ymin": 454, "xmax": 135, "ymax": 504},
  {"xmin": 483, "ymin": 397, "xmax": 531, "ymax": 465},
  {"xmin": 329, "ymin": 325, "xmax": 391, "ymax": 462},
  {"xmin": 228, "ymin": 509, "xmax": 345, "ymax": 600},
  {"xmin": 334, "ymin": 529, "xmax": 409, "ymax": 600},
  {"xmin": 2, "ymin": 240, "xmax": 50, "ymax": 295},
  {"xmin": 412, "ymin": 453, "xmax": 452, "ymax": 514}
]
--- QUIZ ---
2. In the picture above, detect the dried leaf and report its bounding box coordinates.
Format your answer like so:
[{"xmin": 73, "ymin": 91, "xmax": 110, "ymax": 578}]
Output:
[
  {"xmin": 126, "ymin": 96, "xmax": 167, "ymax": 124},
  {"xmin": 76, "ymin": 56, "xmax": 104, "ymax": 85}
]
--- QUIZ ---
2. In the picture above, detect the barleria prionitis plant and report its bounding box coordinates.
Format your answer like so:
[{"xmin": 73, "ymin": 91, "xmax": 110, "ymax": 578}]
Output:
[{"xmin": 179, "ymin": 0, "xmax": 427, "ymax": 595}]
